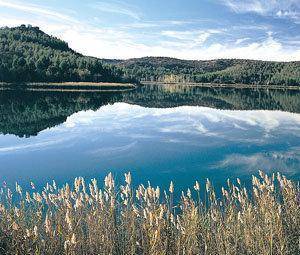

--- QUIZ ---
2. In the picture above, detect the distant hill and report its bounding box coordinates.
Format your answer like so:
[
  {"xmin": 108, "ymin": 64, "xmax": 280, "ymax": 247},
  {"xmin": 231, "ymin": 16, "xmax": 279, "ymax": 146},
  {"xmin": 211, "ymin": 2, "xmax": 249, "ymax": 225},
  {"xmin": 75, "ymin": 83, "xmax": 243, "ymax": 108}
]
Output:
[
  {"xmin": 103, "ymin": 57, "xmax": 300, "ymax": 86},
  {"xmin": 1, "ymin": 25, "xmax": 299, "ymax": 86},
  {"xmin": 0, "ymin": 25, "xmax": 130, "ymax": 83}
]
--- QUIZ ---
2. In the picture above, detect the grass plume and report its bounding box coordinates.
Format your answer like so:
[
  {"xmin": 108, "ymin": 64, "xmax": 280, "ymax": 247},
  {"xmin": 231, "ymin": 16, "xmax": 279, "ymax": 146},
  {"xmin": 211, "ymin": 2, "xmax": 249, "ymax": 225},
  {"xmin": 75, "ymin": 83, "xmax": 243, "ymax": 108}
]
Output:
[{"xmin": 0, "ymin": 171, "xmax": 299, "ymax": 254}]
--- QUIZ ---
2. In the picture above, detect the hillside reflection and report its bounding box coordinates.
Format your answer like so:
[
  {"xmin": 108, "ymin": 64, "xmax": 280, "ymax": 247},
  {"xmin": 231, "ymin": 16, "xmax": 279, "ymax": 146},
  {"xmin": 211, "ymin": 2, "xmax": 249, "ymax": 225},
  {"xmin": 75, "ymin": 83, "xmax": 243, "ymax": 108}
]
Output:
[
  {"xmin": 0, "ymin": 103, "xmax": 299, "ymax": 191},
  {"xmin": 0, "ymin": 84, "xmax": 299, "ymax": 137}
]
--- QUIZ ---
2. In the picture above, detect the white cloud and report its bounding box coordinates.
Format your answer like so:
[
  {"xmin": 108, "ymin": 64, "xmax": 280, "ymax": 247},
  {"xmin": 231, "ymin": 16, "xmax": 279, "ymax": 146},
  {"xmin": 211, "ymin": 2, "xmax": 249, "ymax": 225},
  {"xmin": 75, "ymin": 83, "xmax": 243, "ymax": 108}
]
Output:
[
  {"xmin": 56, "ymin": 102, "xmax": 300, "ymax": 153},
  {"xmin": 0, "ymin": 138, "xmax": 70, "ymax": 153},
  {"xmin": 161, "ymin": 30, "xmax": 211, "ymax": 48},
  {"xmin": 123, "ymin": 22, "xmax": 160, "ymax": 29},
  {"xmin": 235, "ymin": 37, "xmax": 250, "ymax": 44},
  {"xmin": 137, "ymin": 31, "xmax": 298, "ymax": 61},
  {"xmin": 216, "ymin": 148, "xmax": 300, "ymax": 174},
  {"xmin": 0, "ymin": 0, "xmax": 78, "ymax": 24},
  {"xmin": 159, "ymin": 29, "xmax": 226, "ymax": 50},
  {"xmin": 91, "ymin": 0, "xmax": 141, "ymax": 20},
  {"xmin": 88, "ymin": 141, "xmax": 137, "ymax": 156},
  {"xmin": 122, "ymin": 20, "xmax": 200, "ymax": 29},
  {"xmin": 65, "ymin": 102, "xmax": 300, "ymax": 133},
  {"xmin": 162, "ymin": 30, "xmax": 212, "ymax": 45},
  {"xmin": 221, "ymin": 0, "xmax": 300, "ymax": 23},
  {"xmin": 276, "ymin": 9, "xmax": 300, "ymax": 23},
  {"xmin": 223, "ymin": 0, "xmax": 266, "ymax": 14},
  {"xmin": 56, "ymin": 24, "xmax": 300, "ymax": 61}
]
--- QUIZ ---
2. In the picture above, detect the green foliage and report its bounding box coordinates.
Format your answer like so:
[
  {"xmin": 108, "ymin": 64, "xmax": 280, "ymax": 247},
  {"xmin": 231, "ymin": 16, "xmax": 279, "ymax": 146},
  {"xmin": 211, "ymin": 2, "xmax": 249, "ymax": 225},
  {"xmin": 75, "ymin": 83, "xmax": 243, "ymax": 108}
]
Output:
[
  {"xmin": 0, "ymin": 25, "xmax": 131, "ymax": 83},
  {"xmin": 2, "ymin": 25, "xmax": 299, "ymax": 86},
  {"xmin": 107, "ymin": 57, "xmax": 300, "ymax": 86}
]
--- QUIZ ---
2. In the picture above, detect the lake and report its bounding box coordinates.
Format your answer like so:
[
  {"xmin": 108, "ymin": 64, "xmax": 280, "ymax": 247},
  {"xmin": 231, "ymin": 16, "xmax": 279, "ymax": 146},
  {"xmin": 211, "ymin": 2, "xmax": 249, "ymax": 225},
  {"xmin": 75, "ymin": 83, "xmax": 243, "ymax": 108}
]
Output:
[{"xmin": 0, "ymin": 84, "xmax": 299, "ymax": 193}]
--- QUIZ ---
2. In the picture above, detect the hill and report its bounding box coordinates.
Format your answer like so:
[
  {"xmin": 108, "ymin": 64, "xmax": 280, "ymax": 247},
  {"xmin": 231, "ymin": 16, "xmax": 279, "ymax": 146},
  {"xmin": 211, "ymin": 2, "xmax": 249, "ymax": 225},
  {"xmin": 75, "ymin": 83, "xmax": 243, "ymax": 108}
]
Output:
[
  {"xmin": 1, "ymin": 25, "xmax": 299, "ymax": 86},
  {"xmin": 104, "ymin": 57, "xmax": 300, "ymax": 86},
  {"xmin": 0, "ymin": 25, "xmax": 130, "ymax": 83}
]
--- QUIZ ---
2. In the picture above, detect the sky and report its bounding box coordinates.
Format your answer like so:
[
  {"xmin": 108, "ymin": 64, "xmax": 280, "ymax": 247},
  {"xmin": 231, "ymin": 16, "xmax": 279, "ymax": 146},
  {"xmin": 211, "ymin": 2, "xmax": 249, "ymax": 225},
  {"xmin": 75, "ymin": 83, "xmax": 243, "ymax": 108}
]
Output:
[{"xmin": 0, "ymin": 0, "xmax": 299, "ymax": 61}]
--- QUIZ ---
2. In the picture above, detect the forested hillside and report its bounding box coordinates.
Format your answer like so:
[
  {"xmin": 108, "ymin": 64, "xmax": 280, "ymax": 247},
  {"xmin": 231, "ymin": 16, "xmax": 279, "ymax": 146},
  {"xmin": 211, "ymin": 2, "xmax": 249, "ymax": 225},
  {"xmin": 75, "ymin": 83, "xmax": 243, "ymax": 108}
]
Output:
[
  {"xmin": 107, "ymin": 57, "xmax": 300, "ymax": 86},
  {"xmin": 1, "ymin": 25, "xmax": 299, "ymax": 86},
  {"xmin": 0, "ymin": 25, "xmax": 129, "ymax": 83}
]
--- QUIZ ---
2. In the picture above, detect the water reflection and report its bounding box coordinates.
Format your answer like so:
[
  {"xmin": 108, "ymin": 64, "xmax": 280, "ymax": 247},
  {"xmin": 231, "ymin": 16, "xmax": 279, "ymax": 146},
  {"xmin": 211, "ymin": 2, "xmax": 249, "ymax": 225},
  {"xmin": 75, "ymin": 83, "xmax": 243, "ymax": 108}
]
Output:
[
  {"xmin": 0, "ymin": 84, "xmax": 299, "ymax": 137},
  {"xmin": 0, "ymin": 102, "xmax": 299, "ymax": 192}
]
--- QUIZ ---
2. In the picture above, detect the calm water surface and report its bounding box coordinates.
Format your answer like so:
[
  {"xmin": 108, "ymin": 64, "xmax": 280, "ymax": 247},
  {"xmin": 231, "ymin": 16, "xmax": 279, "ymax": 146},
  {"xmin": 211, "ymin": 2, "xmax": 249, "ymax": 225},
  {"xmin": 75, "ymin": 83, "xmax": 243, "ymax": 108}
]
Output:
[{"xmin": 0, "ymin": 84, "xmax": 299, "ymax": 192}]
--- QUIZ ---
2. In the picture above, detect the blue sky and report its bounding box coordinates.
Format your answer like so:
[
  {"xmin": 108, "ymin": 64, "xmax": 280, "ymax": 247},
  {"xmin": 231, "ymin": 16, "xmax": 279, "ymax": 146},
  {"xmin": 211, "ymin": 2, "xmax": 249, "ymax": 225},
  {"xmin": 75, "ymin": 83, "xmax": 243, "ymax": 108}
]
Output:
[{"xmin": 0, "ymin": 0, "xmax": 299, "ymax": 61}]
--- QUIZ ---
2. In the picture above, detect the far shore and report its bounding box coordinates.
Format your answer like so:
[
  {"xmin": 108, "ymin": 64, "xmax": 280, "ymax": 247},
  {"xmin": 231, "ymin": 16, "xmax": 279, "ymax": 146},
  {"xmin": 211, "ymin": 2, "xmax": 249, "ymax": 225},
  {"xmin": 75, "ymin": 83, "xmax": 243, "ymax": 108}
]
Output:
[
  {"xmin": 6, "ymin": 88, "xmax": 136, "ymax": 93},
  {"xmin": 0, "ymin": 81, "xmax": 137, "ymax": 91},
  {"xmin": 141, "ymin": 81, "xmax": 300, "ymax": 90},
  {"xmin": 1, "ymin": 81, "xmax": 299, "ymax": 91},
  {"xmin": 0, "ymin": 81, "xmax": 136, "ymax": 87}
]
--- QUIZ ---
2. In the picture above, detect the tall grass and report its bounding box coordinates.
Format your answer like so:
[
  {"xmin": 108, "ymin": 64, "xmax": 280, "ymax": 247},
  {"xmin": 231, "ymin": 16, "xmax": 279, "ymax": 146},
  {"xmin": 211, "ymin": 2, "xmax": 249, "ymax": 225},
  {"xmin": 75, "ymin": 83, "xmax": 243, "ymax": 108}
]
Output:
[{"xmin": 0, "ymin": 171, "xmax": 299, "ymax": 255}]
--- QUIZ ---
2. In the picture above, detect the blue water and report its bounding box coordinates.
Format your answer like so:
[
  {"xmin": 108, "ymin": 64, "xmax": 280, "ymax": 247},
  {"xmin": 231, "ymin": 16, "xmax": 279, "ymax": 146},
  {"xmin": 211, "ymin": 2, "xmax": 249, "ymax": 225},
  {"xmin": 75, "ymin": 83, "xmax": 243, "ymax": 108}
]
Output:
[{"xmin": 0, "ymin": 96, "xmax": 299, "ymax": 193}]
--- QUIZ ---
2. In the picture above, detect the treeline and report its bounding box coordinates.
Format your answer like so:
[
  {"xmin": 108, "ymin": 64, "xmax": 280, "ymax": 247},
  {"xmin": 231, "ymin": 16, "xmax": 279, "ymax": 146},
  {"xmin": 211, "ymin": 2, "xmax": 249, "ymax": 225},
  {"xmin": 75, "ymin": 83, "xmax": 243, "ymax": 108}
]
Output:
[
  {"xmin": 0, "ymin": 25, "xmax": 130, "ymax": 83},
  {"xmin": 107, "ymin": 57, "xmax": 300, "ymax": 86}
]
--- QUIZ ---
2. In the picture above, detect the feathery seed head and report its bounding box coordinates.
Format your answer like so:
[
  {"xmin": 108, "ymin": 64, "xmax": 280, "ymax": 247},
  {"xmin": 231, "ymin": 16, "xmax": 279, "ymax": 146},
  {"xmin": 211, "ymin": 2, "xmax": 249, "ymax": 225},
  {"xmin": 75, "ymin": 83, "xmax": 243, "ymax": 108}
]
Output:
[
  {"xmin": 104, "ymin": 173, "xmax": 114, "ymax": 191},
  {"xmin": 187, "ymin": 188, "xmax": 191, "ymax": 199},
  {"xmin": 45, "ymin": 214, "xmax": 51, "ymax": 234},
  {"xmin": 125, "ymin": 172, "xmax": 132, "ymax": 185},
  {"xmin": 194, "ymin": 181, "xmax": 200, "ymax": 191},
  {"xmin": 169, "ymin": 181, "xmax": 174, "ymax": 193},
  {"xmin": 71, "ymin": 233, "xmax": 76, "ymax": 244},
  {"xmin": 30, "ymin": 182, "xmax": 35, "ymax": 190},
  {"xmin": 15, "ymin": 182, "xmax": 22, "ymax": 195}
]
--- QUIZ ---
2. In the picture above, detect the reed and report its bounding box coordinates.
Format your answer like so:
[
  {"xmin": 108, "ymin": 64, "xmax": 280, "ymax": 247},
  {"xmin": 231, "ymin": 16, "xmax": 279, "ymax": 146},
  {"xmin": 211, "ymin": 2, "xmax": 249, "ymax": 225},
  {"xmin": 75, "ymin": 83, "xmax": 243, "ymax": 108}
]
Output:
[{"xmin": 0, "ymin": 171, "xmax": 299, "ymax": 255}]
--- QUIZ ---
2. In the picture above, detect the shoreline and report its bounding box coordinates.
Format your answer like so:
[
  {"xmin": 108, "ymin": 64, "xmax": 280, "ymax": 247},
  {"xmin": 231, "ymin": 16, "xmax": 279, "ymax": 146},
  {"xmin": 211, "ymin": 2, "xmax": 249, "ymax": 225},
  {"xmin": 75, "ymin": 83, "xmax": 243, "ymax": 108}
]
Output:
[
  {"xmin": 0, "ymin": 81, "xmax": 137, "ymax": 92},
  {"xmin": 0, "ymin": 87, "xmax": 136, "ymax": 93},
  {"xmin": 1, "ymin": 81, "xmax": 299, "ymax": 91},
  {"xmin": 27, "ymin": 82, "xmax": 136, "ymax": 87},
  {"xmin": 0, "ymin": 81, "xmax": 136, "ymax": 86},
  {"xmin": 141, "ymin": 81, "xmax": 300, "ymax": 90}
]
